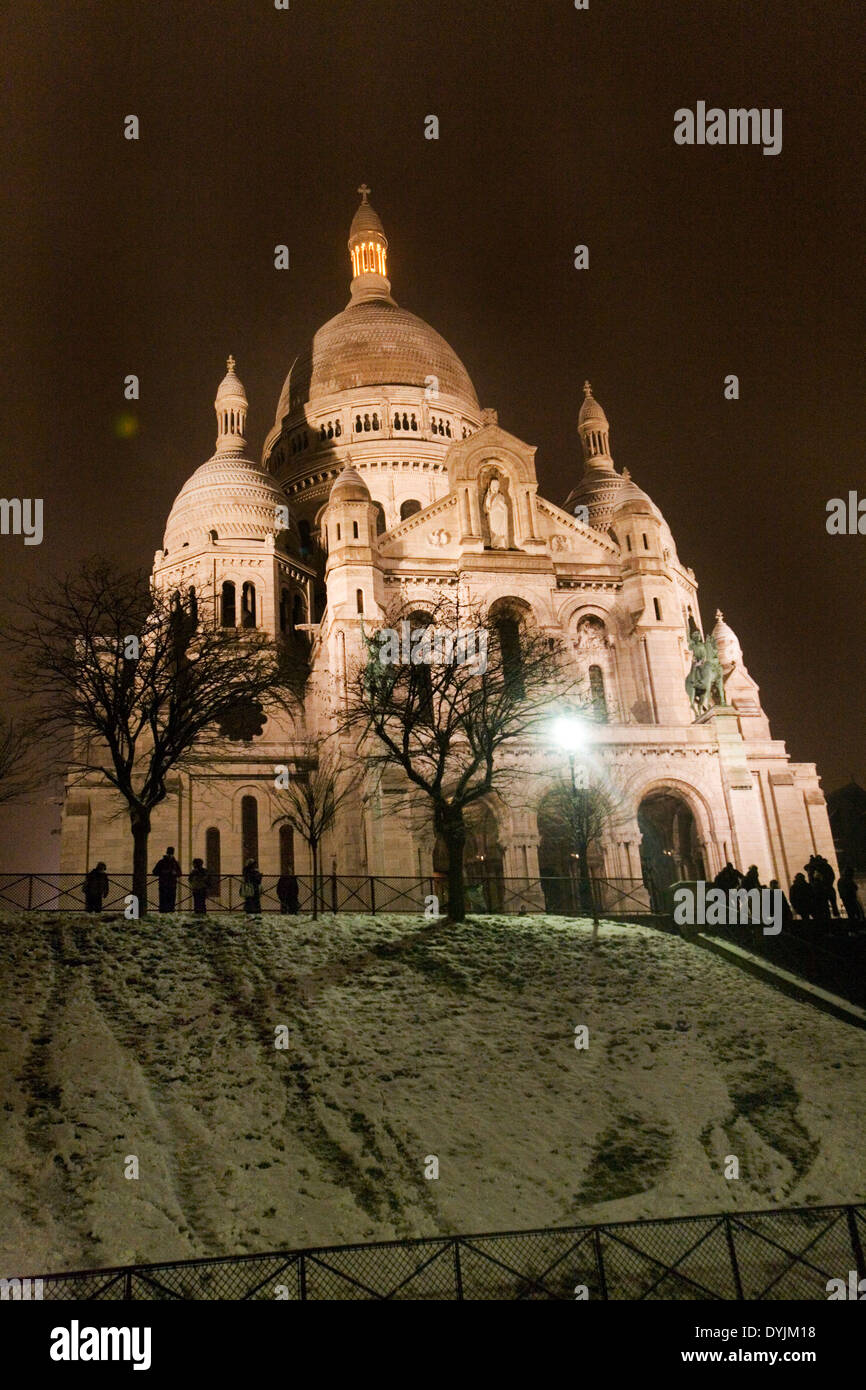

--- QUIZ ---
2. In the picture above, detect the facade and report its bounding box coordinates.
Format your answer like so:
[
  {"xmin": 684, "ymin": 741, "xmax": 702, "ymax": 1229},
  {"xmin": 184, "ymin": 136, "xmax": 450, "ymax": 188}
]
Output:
[{"xmin": 61, "ymin": 190, "xmax": 837, "ymax": 901}]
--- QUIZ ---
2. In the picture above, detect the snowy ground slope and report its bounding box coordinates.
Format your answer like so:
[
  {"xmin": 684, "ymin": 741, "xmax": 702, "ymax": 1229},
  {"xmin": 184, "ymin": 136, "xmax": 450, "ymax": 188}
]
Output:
[{"xmin": 1, "ymin": 910, "xmax": 865, "ymax": 1274}]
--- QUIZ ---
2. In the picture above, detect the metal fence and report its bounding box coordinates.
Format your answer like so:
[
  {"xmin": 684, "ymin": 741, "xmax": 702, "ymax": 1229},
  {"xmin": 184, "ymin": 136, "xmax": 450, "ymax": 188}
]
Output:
[
  {"xmin": 702, "ymin": 917, "xmax": 866, "ymax": 1008},
  {"xmin": 8, "ymin": 1203, "xmax": 865, "ymax": 1300},
  {"xmin": 0, "ymin": 872, "xmax": 654, "ymax": 918}
]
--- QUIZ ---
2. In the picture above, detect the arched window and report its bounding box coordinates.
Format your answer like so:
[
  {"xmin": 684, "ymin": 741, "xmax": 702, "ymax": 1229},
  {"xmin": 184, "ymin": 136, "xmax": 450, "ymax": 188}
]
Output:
[
  {"xmin": 363, "ymin": 414, "xmax": 370, "ymax": 432},
  {"xmin": 279, "ymin": 823, "xmax": 295, "ymax": 874},
  {"xmin": 410, "ymin": 414, "xmax": 418, "ymax": 431},
  {"xmin": 241, "ymin": 795, "xmax": 259, "ymax": 866},
  {"xmin": 373, "ymin": 502, "xmax": 387, "ymax": 536},
  {"xmin": 654, "ymin": 596, "xmax": 662, "ymax": 621},
  {"xmin": 495, "ymin": 615, "xmax": 524, "ymax": 696},
  {"xmin": 279, "ymin": 589, "xmax": 289, "ymax": 632},
  {"xmin": 241, "ymin": 582, "xmax": 256, "ymax": 628},
  {"xmin": 372, "ymin": 413, "xmax": 379, "ymax": 430},
  {"xmin": 221, "ymin": 580, "xmax": 236, "ymax": 627},
  {"xmin": 352, "ymin": 520, "xmax": 359, "ymax": 538},
  {"xmin": 335, "ymin": 420, "xmax": 342, "ymax": 437},
  {"xmin": 400, "ymin": 499, "xmax": 421, "ymax": 521},
  {"xmin": 407, "ymin": 609, "xmax": 434, "ymax": 724},
  {"xmin": 205, "ymin": 827, "xmax": 221, "ymax": 893},
  {"xmin": 292, "ymin": 591, "xmax": 306, "ymax": 631},
  {"xmin": 588, "ymin": 665, "xmax": 608, "ymax": 722},
  {"xmin": 336, "ymin": 523, "xmax": 341, "ymax": 541},
  {"xmin": 355, "ymin": 415, "xmax": 362, "ymax": 432},
  {"xmin": 394, "ymin": 413, "xmax": 401, "ymax": 430},
  {"xmin": 298, "ymin": 519, "xmax": 311, "ymax": 555},
  {"xmin": 356, "ymin": 589, "xmax": 364, "ymax": 614}
]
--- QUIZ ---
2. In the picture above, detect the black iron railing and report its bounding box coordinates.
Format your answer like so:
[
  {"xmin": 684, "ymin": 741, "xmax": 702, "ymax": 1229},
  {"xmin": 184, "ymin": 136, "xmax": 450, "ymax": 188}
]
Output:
[
  {"xmin": 0, "ymin": 872, "xmax": 653, "ymax": 917},
  {"xmin": 6, "ymin": 1203, "xmax": 865, "ymax": 1300}
]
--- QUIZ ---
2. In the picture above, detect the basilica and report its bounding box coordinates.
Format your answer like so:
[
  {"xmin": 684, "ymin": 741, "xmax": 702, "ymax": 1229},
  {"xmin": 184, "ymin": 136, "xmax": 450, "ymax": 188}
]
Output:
[{"xmin": 61, "ymin": 189, "xmax": 837, "ymax": 905}]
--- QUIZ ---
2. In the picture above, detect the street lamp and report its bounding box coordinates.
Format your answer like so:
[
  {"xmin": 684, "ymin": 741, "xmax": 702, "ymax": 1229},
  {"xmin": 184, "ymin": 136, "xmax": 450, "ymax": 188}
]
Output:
[{"xmin": 552, "ymin": 715, "xmax": 587, "ymax": 791}]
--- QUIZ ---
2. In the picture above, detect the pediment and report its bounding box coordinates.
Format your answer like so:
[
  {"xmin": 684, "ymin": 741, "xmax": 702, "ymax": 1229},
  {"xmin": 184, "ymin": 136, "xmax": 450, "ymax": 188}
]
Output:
[
  {"xmin": 445, "ymin": 422, "xmax": 538, "ymax": 488},
  {"xmin": 534, "ymin": 497, "xmax": 621, "ymax": 560}
]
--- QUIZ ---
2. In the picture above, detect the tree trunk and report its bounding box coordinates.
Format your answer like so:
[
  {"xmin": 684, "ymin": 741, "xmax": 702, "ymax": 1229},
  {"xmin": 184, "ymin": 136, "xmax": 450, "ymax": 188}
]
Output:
[
  {"xmin": 311, "ymin": 840, "xmax": 319, "ymax": 921},
  {"xmin": 130, "ymin": 809, "xmax": 151, "ymax": 916},
  {"xmin": 440, "ymin": 806, "xmax": 467, "ymax": 923}
]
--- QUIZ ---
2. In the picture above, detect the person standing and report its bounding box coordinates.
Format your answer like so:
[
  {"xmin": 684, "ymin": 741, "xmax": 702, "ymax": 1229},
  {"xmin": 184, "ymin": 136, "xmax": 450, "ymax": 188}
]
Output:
[
  {"xmin": 789, "ymin": 872, "xmax": 814, "ymax": 922},
  {"xmin": 838, "ymin": 866, "xmax": 864, "ymax": 922},
  {"xmin": 241, "ymin": 859, "xmax": 262, "ymax": 914},
  {"xmin": 188, "ymin": 858, "xmax": 209, "ymax": 914},
  {"xmin": 152, "ymin": 846, "xmax": 182, "ymax": 913},
  {"xmin": 83, "ymin": 862, "xmax": 109, "ymax": 913},
  {"xmin": 277, "ymin": 871, "xmax": 299, "ymax": 915}
]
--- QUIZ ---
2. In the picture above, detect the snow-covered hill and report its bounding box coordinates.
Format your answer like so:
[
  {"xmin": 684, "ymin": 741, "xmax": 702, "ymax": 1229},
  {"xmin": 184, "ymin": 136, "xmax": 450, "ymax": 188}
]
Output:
[{"xmin": 2, "ymin": 910, "xmax": 865, "ymax": 1275}]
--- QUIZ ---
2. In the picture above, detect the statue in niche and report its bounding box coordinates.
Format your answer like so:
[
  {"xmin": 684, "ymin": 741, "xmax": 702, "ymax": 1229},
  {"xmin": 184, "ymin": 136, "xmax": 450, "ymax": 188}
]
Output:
[{"xmin": 483, "ymin": 475, "xmax": 510, "ymax": 549}]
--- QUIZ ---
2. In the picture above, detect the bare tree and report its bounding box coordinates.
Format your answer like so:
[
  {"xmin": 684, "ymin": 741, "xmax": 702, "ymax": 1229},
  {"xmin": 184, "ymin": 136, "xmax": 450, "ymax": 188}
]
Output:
[
  {"xmin": 537, "ymin": 774, "xmax": 620, "ymax": 942},
  {"xmin": 6, "ymin": 558, "xmax": 302, "ymax": 913},
  {"xmin": 271, "ymin": 744, "xmax": 360, "ymax": 919},
  {"xmin": 0, "ymin": 716, "xmax": 39, "ymax": 806},
  {"xmin": 341, "ymin": 593, "xmax": 574, "ymax": 922}
]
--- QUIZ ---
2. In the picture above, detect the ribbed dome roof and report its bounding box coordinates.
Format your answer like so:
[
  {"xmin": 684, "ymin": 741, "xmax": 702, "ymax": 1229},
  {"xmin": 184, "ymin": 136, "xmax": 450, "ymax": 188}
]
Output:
[
  {"xmin": 565, "ymin": 466, "xmax": 661, "ymax": 533},
  {"xmin": 163, "ymin": 453, "xmax": 292, "ymax": 554},
  {"xmin": 275, "ymin": 299, "xmax": 480, "ymax": 422},
  {"xmin": 329, "ymin": 463, "xmax": 370, "ymax": 502},
  {"xmin": 350, "ymin": 198, "xmax": 385, "ymax": 240},
  {"xmin": 711, "ymin": 610, "xmax": 743, "ymax": 668}
]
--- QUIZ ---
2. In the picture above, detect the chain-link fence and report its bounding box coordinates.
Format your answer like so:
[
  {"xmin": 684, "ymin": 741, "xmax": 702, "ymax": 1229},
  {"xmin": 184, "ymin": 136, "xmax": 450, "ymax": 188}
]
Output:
[{"xmin": 8, "ymin": 1204, "xmax": 865, "ymax": 1301}]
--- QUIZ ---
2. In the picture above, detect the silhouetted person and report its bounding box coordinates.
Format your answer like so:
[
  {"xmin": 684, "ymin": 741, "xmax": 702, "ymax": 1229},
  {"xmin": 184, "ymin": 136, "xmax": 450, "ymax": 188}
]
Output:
[
  {"xmin": 241, "ymin": 859, "xmax": 262, "ymax": 914},
  {"xmin": 83, "ymin": 862, "xmax": 109, "ymax": 913},
  {"xmin": 277, "ymin": 872, "xmax": 299, "ymax": 915},
  {"xmin": 769, "ymin": 879, "xmax": 792, "ymax": 928},
  {"xmin": 790, "ymin": 873, "xmax": 814, "ymax": 922},
  {"xmin": 838, "ymin": 866, "xmax": 864, "ymax": 921},
  {"xmin": 713, "ymin": 862, "xmax": 742, "ymax": 892},
  {"xmin": 188, "ymin": 858, "xmax": 209, "ymax": 914},
  {"xmin": 805, "ymin": 856, "xmax": 833, "ymax": 924},
  {"xmin": 152, "ymin": 847, "xmax": 181, "ymax": 912},
  {"xmin": 742, "ymin": 864, "xmax": 762, "ymax": 892}
]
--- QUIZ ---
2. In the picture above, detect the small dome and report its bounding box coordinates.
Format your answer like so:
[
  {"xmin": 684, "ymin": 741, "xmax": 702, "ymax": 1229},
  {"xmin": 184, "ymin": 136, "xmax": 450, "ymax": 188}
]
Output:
[
  {"xmin": 329, "ymin": 463, "xmax": 370, "ymax": 503},
  {"xmin": 579, "ymin": 381, "xmax": 609, "ymax": 428},
  {"xmin": 163, "ymin": 453, "xmax": 291, "ymax": 553},
  {"xmin": 712, "ymin": 610, "xmax": 743, "ymax": 668},
  {"xmin": 350, "ymin": 190, "xmax": 385, "ymax": 241},
  {"xmin": 216, "ymin": 355, "xmax": 246, "ymax": 402}
]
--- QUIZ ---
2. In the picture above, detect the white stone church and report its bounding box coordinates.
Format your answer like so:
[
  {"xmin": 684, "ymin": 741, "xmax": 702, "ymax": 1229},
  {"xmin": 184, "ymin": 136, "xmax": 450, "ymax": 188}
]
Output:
[{"xmin": 61, "ymin": 189, "xmax": 836, "ymax": 906}]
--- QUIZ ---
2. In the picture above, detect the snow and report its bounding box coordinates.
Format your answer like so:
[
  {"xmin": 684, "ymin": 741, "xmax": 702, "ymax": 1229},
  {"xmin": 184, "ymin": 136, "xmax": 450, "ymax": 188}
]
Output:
[{"xmin": 2, "ymin": 909, "xmax": 866, "ymax": 1275}]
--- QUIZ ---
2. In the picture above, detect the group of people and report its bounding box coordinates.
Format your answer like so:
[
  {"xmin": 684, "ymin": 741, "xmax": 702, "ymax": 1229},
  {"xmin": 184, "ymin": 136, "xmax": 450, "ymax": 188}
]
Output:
[
  {"xmin": 82, "ymin": 847, "xmax": 303, "ymax": 916},
  {"xmin": 712, "ymin": 854, "xmax": 864, "ymax": 927},
  {"xmin": 789, "ymin": 855, "xmax": 863, "ymax": 925}
]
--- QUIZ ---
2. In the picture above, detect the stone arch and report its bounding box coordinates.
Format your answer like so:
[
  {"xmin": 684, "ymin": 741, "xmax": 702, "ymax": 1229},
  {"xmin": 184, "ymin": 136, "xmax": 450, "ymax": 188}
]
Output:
[
  {"xmin": 629, "ymin": 776, "xmax": 720, "ymax": 907},
  {"xmin": 433, "ymin": 796, "xmax": 505, "ymax": 912}
]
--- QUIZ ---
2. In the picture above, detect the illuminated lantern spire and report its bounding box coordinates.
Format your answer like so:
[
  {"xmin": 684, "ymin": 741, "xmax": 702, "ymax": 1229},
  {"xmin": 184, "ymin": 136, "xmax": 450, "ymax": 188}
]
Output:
[
  {"xmin": 348, "ymin": 184, "xmax": 393, "ymax": 303},
  {"xmin": 578, "ymin": 381, "xmax": 613, "ymax": 464},
  {"xmin": 214, "ymin": 354, "xmax": 248, "ymax": 454}
]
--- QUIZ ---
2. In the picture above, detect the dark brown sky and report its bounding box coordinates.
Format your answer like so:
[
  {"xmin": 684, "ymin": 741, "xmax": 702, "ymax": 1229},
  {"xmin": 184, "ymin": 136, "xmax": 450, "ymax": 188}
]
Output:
[{"xmin": 1, "ymin": 0, "xmax": 864, "ymax": 868}]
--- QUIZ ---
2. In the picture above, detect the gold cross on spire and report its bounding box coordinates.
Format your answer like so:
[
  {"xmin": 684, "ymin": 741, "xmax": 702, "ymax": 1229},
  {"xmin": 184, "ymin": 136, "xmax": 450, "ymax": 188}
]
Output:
[
  {"xmin": 357, "ymin": 183, "xmax": 371, "ymax": 202},
  {"xmin": 583, "ymin": 380, "xmax": 593, "ymax": 396},
  {"xmin": 226, "ymin": 354, "xmax": 236, "ymax": 372}
]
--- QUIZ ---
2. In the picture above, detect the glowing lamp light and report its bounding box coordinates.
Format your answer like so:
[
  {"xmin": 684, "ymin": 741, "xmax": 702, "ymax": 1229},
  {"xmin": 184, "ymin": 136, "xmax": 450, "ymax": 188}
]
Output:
[{"xmin": 552, "ymin": 716, "xmax": 586, "ymax": 753}]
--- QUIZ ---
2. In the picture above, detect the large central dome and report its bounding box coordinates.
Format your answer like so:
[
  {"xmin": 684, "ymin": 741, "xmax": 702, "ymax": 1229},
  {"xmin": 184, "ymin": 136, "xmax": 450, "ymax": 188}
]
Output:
[
  {"xmin": 273, "ymin": 187, "xmax": 480, "ymax": 426},
  {"xmin": 276, "ymin": 299, "xmax": 480, "ymax": 420}
]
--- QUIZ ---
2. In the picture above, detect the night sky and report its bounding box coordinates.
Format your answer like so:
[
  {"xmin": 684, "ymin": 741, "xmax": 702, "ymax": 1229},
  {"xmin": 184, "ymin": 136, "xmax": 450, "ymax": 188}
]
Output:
[{"xmin": 1, "ymin": 0, "xmax": 863, "ymax": 868}]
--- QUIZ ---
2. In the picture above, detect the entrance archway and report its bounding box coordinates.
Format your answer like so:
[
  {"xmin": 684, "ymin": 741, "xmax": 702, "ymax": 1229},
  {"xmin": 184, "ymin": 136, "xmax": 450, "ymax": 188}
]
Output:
[
  {"xmin": 637, "ymin": 789, "xmax": 704, "ymax": 909},
  {"xmin": 537, "ymin": 787, "xmax": 605, "ymax": 914}
]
